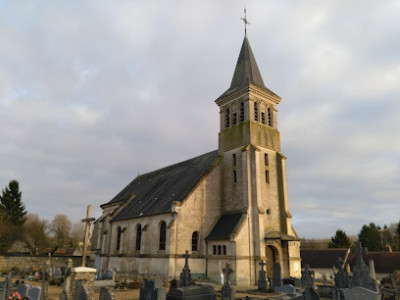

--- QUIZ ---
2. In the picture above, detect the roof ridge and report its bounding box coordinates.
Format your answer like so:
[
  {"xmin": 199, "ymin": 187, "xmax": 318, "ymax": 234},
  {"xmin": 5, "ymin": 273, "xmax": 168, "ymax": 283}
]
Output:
[{"xmin": 137, "ymin": 150, "xmax": 218, "ymax": 179}]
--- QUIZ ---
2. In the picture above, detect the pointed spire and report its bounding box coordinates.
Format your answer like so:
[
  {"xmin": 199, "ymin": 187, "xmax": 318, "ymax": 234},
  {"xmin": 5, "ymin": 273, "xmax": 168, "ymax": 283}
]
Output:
[
  {"xmin": 230, "ymin": 36, "xmax": 266, "ymax": 90},
  {"xmin": 217, "ymin": 36, "xmax": 278, "ymax": 100}
]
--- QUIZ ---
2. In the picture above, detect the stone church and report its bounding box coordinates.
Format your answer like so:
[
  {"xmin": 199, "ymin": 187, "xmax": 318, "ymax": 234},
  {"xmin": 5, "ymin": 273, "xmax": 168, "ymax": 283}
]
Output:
[{"xmin": 93, "ymin": 33, "xmax": 301, "ymax": 285}]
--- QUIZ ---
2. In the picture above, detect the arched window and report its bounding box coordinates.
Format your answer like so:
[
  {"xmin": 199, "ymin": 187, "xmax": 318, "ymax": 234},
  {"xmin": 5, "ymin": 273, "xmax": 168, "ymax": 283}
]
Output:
[
  {"xmin": 254, "ymin": 103, "xmax": 259, "ymax": 122},
  {"xmin": 225, "ymin": 108, "xmax": 230, "ymax": 128},
  {"xmin": 267, "ymin": 107, "xmax": 273, "ymax": 126},
  {"xmin": 116, "ymin": 226, "xmax": 122, "ymax": 251},
  {"xmin": 135, "ymin": 224, "xmax": 142, "ymax": 251},
  {"xmin": 240, "ymin": 102, "xmax": 245, "ymax": 122},
  {"xmin": 191, "ymin": 231, "xmax": 199, "ymax": 251},
  {"xmin": 159, "ymin": 221, "xmax": 166, "ymax": 250},
  {"xmin": 223, "ymin": 245, "xmax": 227, "ymax": 255}
]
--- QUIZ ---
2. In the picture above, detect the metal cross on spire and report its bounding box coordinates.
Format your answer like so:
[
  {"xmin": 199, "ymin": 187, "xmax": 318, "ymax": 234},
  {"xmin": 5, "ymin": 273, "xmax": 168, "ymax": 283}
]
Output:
[{"xmin": 241, "ymin": 8, "xmax": 250, "ymax": 36}]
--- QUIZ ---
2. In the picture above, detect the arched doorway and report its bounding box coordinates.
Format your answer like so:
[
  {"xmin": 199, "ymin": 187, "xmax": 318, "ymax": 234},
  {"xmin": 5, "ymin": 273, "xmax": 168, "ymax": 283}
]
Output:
[{"xmin": 265, "ymin": 245, "xmax": 279, "ymax": 279}]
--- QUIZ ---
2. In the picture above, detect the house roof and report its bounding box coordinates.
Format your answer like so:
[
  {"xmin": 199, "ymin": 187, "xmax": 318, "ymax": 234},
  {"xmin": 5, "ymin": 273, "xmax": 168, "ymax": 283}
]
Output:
[
  {"xmin": 110, "ymin": 150, "xmax": 220, "ymax": 221},
  {"xmin": 348, "ymin": 252, "xmax": 400, "ymax": 274},
  {"xmin": 206, "ymin": 211, "xmax": 246, "ymax": 240},
  {"xmin": 301, "ymin": 248, "xmax": 400, "ymax": 274},
  {"xmin": 301, "ymin": 248, "xmax": 350, "ymax": 269},
  {"xmin": 216, "ymin": 36, "xmax": 278, "ymax": 100}
]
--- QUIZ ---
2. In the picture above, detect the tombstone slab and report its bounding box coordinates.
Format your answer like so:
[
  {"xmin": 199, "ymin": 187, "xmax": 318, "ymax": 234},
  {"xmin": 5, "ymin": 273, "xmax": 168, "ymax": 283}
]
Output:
[
  {"xmin": 27, "ymin": 286, "xmax": 42, "ymax": 300},
  {"xmin": 166, "ymin": 285, "xmax": 215, "ymax": 300},
  {"xmin": 166, "ymin": 251, "xmax": 215, "ymax": 300},
  {"xmin": 342, "ymin": 286, "xmax": 380, "ymax": 300},
  {"xmin": 17, "ymin": 284, "xmax": 31, "ymax": 297},
  {"xmin": 274, "ymin": 284, "xmax": 296, "ymax": 295},
  {"xmin": 273, "ymin": 263, "xmax": 282, "ymax": 288},
  {"xmin": 140, "ymin": 280, "xmax": 158, "ymax": 300}
]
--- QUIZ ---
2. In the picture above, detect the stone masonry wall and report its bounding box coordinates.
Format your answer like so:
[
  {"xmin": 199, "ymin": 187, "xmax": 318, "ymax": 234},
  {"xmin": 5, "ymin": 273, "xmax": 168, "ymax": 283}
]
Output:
[{"xmin": 0, "ymin": 256, "xmax": 86, "ymax": 273}]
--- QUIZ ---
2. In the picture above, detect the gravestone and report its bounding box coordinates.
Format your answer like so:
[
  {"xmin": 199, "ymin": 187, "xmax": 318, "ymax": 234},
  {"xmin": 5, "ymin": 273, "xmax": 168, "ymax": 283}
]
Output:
[
  {"xmin": 99, "ymin": 287, "xmax": 115, "ymax": 300},
  {"xmin": 301, "ymin": 265, "xmax": 315, "ymax": 289},
  {"xmin": 140, "ymin": 280, "xmax": 158, "ymax": 300},
  {"xmin": 257, "ymin": 261, "xmax": 268, "ymax": 291},
  {"xmin": 333, "ymin": 257, "xmax": 349, "ymax": 289},
  {"xmin": 1, "ymin": 274, "xmax": 10, "ymax": 300},
  {"xmin": 272, "ymin": 263, "xmax": 282, "ymax": 288},
  {"xmin": 103, "ymin": 270, "xmax": 115, "ymax": 281},
  {"xmin": 179, "ymin": 251, "xmax": 192, "ymax": 287},
  {"xmin": 166, "ymin": 250, "xmax": 215, "ymax": 300},
  {"xmin": 221, "ymin": 263, "xmax": 234, "ymax": 300},
  {"xmin": 302, "ymin": 265, "xmax": 319, "ymax": 300},
  {"xmin": 349, "ymin": 242, "xmax": 378, "ymax": 292},
  {"xmin": 274, "ymin": 284, "xmax": 296, "ymax": 295},
  {"xmin": 17, "ymin": 283, "xmax": 31, "ymax": 297},
  {"xmin": 342, "ymin": 286, "xmax": 380, "ymax": 300},
  {"xmin": 27, "ymin": 286, "xmax": 42, "ymax": 300},
  {"xmin": 73, "ymin": 280, "xmax": 90, "ymax": 300},
  {"xmin": 62, "ymin": 259, "xmax": 73, "ymax": 300}
]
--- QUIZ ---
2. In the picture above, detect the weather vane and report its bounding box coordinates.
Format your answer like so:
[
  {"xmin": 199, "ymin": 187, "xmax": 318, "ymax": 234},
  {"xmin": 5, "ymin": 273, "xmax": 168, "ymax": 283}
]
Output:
[{"xmin": 241, "ymin": 8, "xmax": 250, "ymax": 36}]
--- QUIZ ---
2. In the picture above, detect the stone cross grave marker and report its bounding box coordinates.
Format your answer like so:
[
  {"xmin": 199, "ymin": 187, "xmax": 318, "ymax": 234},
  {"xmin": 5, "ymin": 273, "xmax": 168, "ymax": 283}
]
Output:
[
  {"xmin": 221, "ymin": 263, "xmax": 234, "ymax": 300},
  {"xmin": 179, "ymin": 250, "xmax": 192, "ymax": 287},
  {"xmin": 81, "ymin": 205, "xmax": 96, "ymax": 267},
  {"xmin": 258, "ymin": 260, "xmax": 268, "ymax": 291},
  {"xmin": 350, "ymin": 241, "xmax": 378, "ymax": 292}
]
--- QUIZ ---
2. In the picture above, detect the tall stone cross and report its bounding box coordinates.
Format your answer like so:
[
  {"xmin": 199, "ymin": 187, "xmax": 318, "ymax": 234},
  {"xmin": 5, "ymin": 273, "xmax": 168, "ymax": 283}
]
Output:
[
  {"xmin": 179, "ymin": 250, "xmax": 192, "ymax": 287},
  {"xmin": 259, "ymin": 260, "xmax": 266, "ymax": 271},
  {"xmin": 223, "ymin": 263, "xmax": 233, "ymax": 286},
  {"xmin": 81, "ymin": 205, "xmax": 96, "ymax": 267}
]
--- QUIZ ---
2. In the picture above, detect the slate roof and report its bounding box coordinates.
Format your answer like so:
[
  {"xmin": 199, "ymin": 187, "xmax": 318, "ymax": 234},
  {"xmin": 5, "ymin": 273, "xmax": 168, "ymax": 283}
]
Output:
[
  {"xmin": 217, "ymin": 36, "xmax": 278, "ymax": 100},
  {"xmin": 301, "ymin": 248, "xmax": 350, "ymax": 269},
  {"xmin": 206, "ymin": 211, "xmax": 246, "ymax": 240},
  {"xmin": 110, "ymin": 150, "xmax": 220, "ymax": 222},
  {"xmin": 348, "ymin": 251, "xmax": 400, "ymax": 274},
  {"xmin": 301, "ymin": 248, "xmax": 400, "ymax": 274}
]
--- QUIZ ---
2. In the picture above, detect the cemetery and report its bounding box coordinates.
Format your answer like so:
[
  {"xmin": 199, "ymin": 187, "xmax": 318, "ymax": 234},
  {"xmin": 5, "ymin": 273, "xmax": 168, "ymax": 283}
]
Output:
[
  {"xmin": 0, "ymin": 3, "xmax": 398, "ymax": 300},
  {"xmin": 2, "ymin": 242, "xmax": 400, "ymax": 300}
]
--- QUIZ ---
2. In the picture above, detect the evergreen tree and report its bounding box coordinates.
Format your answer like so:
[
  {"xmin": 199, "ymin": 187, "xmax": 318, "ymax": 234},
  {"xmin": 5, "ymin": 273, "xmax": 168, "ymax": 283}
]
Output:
[
  {"xmin": 329, "ymin": 229, "xmax": 352, "ymax": 248},
  {"xmin": 358, "ymin": 223, "xmax": 382, "ymax": 251},
  {"xmin": 0, "ymin": 180, "xmax": 27, "ymax": 226}
]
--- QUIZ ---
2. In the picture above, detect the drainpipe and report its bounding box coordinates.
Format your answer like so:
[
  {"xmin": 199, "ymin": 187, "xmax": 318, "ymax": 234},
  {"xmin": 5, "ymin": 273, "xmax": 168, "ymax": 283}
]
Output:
[
  {"xmin": 248, "ymin": 215, "xmax": 252, "ymax": 284},
  {"xmin": 106, "ymin": 221, "xmax": 113, "ymax": 270},
  {"xmin": 205, "ymin": 240, "xmax": 209, "ymax": 278}
]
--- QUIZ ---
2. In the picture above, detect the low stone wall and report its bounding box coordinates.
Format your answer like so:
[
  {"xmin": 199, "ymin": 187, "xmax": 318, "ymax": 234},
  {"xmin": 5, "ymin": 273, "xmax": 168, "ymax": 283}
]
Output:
[{"xmin": 0, "ymin": 255, "xmax": 92, "ymax": 273}]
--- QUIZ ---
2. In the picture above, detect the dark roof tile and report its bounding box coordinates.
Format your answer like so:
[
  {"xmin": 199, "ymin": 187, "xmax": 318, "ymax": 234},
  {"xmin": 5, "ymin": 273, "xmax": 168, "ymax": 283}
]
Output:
[
  {"xmin": 217, "ymin": 36, "xmax": 278, "ymax": 100},
  {"xmin": 206, "ymin": 212, "xmax": 246, "ymax": 240},
  {"xmin": 110, "ymin": 150, "xmax": 220, "ymax": 221}
]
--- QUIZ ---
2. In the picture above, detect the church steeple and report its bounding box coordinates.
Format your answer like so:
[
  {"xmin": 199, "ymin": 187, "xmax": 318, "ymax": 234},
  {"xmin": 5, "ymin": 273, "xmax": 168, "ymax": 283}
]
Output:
[
  {"xmin": 230, "ymin": 36, "xmax": 266, "ymax": 90},
  {"xmin": 217, "ymin": 36, "xmax": 278, "ymax": 100}
]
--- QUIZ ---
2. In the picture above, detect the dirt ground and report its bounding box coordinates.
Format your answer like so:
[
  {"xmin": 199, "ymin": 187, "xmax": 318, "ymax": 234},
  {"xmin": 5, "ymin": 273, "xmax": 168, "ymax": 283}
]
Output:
[{"xmin": 2, "ymin": 277, "xmax": 331, "ymax": 300}]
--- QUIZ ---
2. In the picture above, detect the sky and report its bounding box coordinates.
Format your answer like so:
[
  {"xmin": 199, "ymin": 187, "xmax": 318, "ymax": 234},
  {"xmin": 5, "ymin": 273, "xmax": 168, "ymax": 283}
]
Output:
[{"xmin": 1, "ymin": 1, "xmax": 399, "ymax": 238}]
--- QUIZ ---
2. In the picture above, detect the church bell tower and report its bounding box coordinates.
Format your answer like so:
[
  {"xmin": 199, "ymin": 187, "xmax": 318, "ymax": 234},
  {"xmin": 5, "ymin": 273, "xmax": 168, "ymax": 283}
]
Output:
[{"xmin": 215, "ymin": 34, "xmax": 301, "ymax": 280}]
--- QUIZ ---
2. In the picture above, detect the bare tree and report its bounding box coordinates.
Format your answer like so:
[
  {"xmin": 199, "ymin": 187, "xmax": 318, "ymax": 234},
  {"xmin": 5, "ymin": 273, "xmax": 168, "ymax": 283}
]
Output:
[
  {"xmin": 70, "ymin": 222, "xmax": 85, "ymax": 249},
  {"xmin": 51, "ymin": 214, "xmax": 71, "ymax": 249},
  {"xmin": 22, "ymin": 214, "xmax": 50, "ymax": 255},
  {"xmin": 0, "ymin": 210, "xmax": 17, "ymax": 253}
]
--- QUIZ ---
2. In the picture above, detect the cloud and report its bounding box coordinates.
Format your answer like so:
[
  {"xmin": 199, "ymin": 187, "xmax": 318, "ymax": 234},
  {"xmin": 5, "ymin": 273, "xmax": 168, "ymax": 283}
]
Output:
[{"xmin": 0, "ymin": 0, "xmax": 399, "ymax": 238}]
